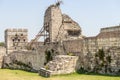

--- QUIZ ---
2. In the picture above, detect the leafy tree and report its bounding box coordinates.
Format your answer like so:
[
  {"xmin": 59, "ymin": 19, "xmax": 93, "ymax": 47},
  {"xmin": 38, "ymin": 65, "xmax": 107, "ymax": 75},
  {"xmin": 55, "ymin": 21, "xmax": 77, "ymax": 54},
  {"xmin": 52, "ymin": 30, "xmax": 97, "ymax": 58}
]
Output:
[{"xmin": 0, "ymin": 42, "xmax": 5, "ymax": 47}]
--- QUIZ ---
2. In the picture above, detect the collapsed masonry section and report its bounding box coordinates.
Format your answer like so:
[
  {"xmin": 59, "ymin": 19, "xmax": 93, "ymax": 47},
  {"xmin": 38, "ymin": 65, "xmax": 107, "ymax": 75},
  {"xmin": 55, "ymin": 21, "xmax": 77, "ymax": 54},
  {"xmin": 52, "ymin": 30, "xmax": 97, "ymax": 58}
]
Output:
[
  {"xmin": 37, "ymin": 4, "xmax": 83, "ymax": 44},
  {"xmin": 39, "ymin": 55, "xmax": 78, "ymax": 77}
]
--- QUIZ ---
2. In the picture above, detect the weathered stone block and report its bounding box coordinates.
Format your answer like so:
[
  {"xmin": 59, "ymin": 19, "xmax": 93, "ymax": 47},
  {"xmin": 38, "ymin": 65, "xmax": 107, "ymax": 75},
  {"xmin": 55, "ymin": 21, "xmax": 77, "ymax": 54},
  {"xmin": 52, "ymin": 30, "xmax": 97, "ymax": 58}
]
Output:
[{"xmin": 39, "ymin": 55, "xmax": 78, "ymax": 77}]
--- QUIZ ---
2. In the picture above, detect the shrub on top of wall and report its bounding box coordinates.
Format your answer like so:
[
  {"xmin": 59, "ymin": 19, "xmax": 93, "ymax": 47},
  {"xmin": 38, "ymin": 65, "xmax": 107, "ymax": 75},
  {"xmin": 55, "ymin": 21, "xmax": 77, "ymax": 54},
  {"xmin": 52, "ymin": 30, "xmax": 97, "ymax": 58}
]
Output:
[{"xmin": 67, "ymin": 53, "xmax": 74, "ymax": 56}]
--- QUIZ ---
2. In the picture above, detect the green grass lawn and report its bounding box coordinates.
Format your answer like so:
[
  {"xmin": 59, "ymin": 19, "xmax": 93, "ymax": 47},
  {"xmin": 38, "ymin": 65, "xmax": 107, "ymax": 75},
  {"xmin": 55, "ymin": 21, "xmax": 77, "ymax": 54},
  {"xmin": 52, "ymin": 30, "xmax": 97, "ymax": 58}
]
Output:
[{"xmin": 0, "ymin": 69, "xmax": 120, "ymax": 80}]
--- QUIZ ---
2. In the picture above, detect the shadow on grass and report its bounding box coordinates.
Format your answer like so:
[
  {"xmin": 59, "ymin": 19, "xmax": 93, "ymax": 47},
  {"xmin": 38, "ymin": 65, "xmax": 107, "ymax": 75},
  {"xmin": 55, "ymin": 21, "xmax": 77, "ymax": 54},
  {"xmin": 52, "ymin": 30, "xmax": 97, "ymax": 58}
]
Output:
[
  {"xmin": 1, "ymin": 68, "xmax": 38, "ymax": 73},
  {"xmin": 2, "ymin": 68, "xmax": 119, "ymax": 78},
  {"xmin": 48, "ymin": 72, "xmax": 120, "ymax": 79},
  {"xmin": 77, "ymin": 72, "xmax": 120, "ymax": 77},
  {"xmin": 76, "ymin": 67, "xmax": 120, "ymax": 77}
]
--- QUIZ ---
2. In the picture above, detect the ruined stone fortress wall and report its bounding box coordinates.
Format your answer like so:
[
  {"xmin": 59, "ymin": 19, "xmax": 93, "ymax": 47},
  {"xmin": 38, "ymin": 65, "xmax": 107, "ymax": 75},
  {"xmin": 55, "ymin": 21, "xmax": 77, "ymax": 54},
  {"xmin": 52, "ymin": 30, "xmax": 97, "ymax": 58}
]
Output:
[
  {"xmin": 1, "ymin": 3, "xmax": 120, "ymax": 75},
  {"xmin": 0, "ymin": 47, "xmax": 6, "ymax": 68},
  {"xmin": 82, "ymin": 37, "xmax": 97, "ymax": 55},
  {"xmin": 63, "ymin": 39, "xmax": 83, "ymax": 55},
  {"xmin": 97, "ymin": 26, "xmax": 120, "ymax": 49},
  {"xmin": 5, "ymin": 29, "xmax": 28, "ymax": 54},
  {"xmin": 43, "ymin": 3, "xmax": 120, "ymax": 56},
  {"xmin": 3, "ymin": 50, "xmax": 45, "ymax": 71},
  {"xmin": 3, "ymin": 43, "xmax": 65, "ymax": 71},
  {"xmin": 101, "ymin": 26, "xmax": 120, "ymax": 32},
  {"xmin": 78, "ymin": 26, "xmax": 120, "ymax": 56}
]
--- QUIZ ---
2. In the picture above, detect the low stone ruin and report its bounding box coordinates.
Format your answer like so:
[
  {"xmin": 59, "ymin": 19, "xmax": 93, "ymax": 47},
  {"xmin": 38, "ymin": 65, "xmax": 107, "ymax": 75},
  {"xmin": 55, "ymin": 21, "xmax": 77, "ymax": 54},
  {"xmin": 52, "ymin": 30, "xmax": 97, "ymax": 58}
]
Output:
[{"xmin": 39, "ymin": 55, "xmax": 78, "ymax": 77}]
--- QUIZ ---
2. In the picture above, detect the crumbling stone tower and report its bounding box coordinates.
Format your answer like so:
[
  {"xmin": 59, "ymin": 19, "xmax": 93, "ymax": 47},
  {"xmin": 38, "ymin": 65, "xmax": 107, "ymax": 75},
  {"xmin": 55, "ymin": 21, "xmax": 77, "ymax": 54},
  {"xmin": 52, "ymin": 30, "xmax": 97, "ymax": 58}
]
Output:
[
  {"xmin": 44, "ymin": 4, "xmax": 63, "ymax": 42},
  {"xmin": 5, "ymin": 29, "xmax": 28, "ymax": 54},
  {"xmin": 43, "ymin": 3, "xmax": 83, "ymax": 43},
  {"xmin": 31, "ymin": 2, "xmax": 83, "ymax": 45}
]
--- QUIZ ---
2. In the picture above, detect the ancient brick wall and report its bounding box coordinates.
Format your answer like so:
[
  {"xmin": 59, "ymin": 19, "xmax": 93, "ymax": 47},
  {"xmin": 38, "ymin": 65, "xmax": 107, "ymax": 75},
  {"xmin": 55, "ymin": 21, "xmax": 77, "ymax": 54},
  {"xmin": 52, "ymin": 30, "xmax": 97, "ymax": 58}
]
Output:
[
  {"xmin": 3, "ymin": 49, "xmax": 45, "ymax": 71},
  {"xmin": 0, "ymin": 47, "xmax": 6, "ymax": 68},
  {"xmin": 63, "ymin": 40, "xmax": 83, "ymax": 55},
  {"xmin": 97, "ymin": 26, "xmax": 120, "ymax": 49},
  {"xmin": 109, "ymin": 47, "xmax": 120, "ymax": 74},
  {"xmin": 5, "ymin": 29, "xmax": 28, "ymax": 54},
  {"xmin": 83, "ymin": 37, "xmax": 97, "ymax": 55},
  {"xmin": 101, "ymin": 26, "xmax": 120, "ymax": 33},
  {"xmin": 2, "ymin": 3, "xmax": 120, "ymax": 75}
]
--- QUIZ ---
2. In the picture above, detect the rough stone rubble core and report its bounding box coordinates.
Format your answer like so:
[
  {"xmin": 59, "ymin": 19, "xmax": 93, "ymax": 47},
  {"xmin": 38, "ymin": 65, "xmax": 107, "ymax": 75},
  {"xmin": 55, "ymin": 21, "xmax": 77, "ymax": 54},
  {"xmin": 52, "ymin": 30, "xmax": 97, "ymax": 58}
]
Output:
[{"xmin": 39, "ymin": 55, "xmax": 78, "ymax": 77}]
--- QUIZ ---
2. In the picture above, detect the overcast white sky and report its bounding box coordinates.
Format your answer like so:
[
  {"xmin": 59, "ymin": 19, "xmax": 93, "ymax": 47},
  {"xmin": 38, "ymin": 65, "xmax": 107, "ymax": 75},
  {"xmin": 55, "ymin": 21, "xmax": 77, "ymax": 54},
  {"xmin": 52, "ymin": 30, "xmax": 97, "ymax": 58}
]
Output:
[{"xmin": 0, "ymin": 0, "xmax": 120, "ymax": 41}]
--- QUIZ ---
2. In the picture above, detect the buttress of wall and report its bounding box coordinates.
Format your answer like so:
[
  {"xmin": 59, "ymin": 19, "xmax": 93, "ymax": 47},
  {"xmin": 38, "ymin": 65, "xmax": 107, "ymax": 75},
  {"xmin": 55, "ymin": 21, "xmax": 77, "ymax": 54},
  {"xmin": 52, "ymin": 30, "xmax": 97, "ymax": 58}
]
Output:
[
  {"xmin": 5, "ymin": 29, "xmax": 28, "ymax": 54},
  {"xmin": 44, "ymin": 5, "xmax": 62, "ymax": 42}
]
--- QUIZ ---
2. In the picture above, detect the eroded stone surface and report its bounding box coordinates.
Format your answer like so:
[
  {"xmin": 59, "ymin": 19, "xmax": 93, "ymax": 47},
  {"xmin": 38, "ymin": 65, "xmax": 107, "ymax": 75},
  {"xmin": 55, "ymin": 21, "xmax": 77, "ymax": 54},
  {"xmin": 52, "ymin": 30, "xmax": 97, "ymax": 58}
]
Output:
[
  {"xmin": 39, "ymin": 55, "xmax": 78, "ymax": 76},
  {"xmin": 0, "ymin": 47, "xmax": 6, "ymax": 68}
]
